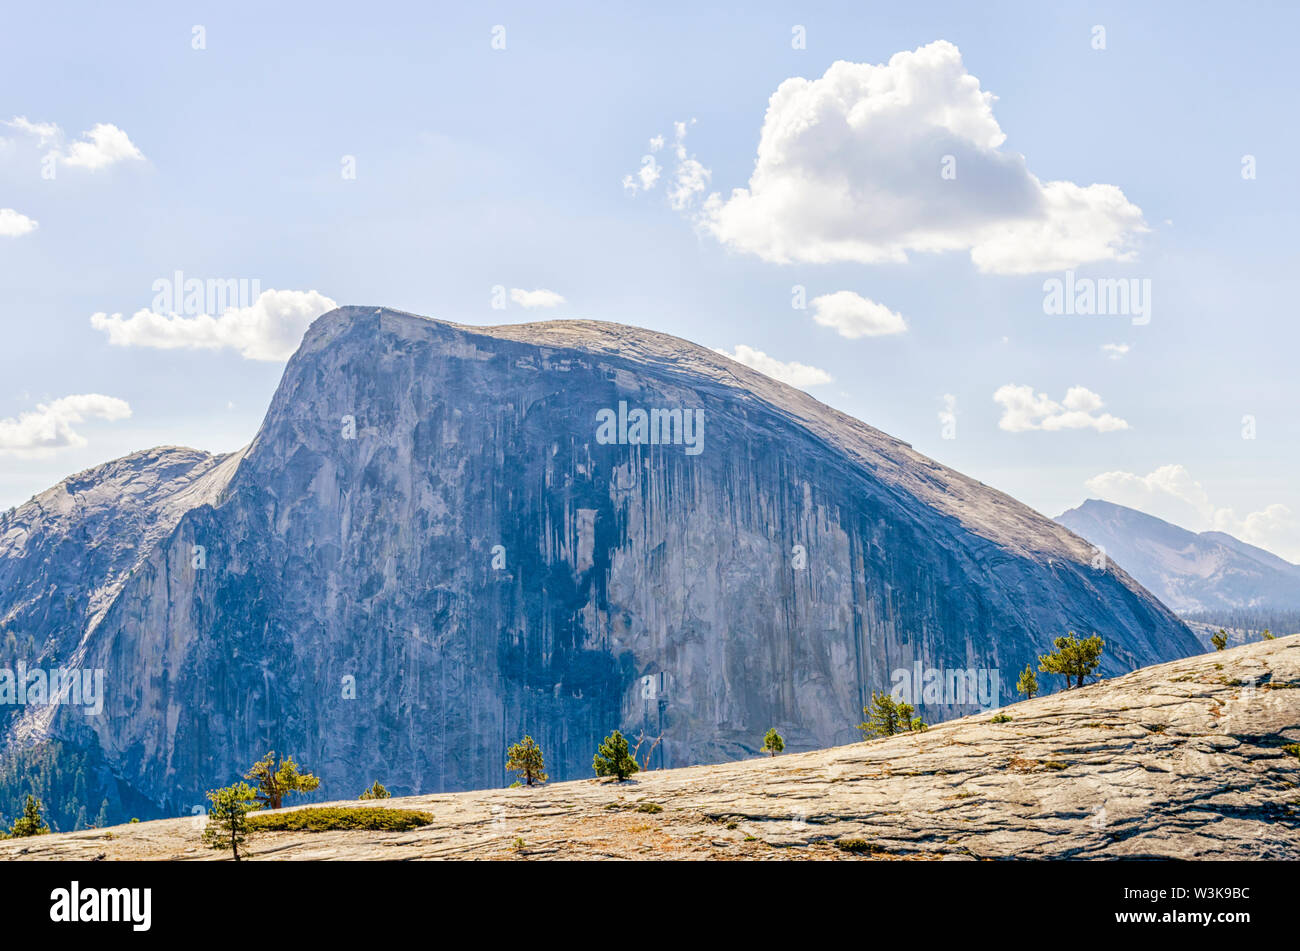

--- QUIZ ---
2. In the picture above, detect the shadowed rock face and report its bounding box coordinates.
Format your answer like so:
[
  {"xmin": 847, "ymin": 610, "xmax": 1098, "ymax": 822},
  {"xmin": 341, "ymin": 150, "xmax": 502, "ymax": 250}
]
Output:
[{"xmin": 2, "ymin": 307, "xmax": 1200, "ymax": 817}]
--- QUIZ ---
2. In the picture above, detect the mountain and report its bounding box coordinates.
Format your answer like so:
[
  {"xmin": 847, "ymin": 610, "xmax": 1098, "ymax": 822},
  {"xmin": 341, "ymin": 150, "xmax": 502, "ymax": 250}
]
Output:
[
  {"xmin": 8, "ymin": 634, "xmax": 1295, "ymax": 861},
  {"xmin": 0, "ymin": 306, "xmax": 1200, "ymax": 824},
  {"xmin": 1056, "ymin": 499, "xmax": 1300, "ymax": 615}
]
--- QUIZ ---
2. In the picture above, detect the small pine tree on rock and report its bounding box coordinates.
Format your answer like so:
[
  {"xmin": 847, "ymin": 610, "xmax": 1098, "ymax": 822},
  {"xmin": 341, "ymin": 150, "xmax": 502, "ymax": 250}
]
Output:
[
  {"xmin": 1038, "ymin": 633, "xmax": 1105, "ymax": 690},
  {"xmin": 1016, "ymin": 664, "xmax": 1038, "ymax": 698},
  {"xmin": 244, "ymin": 752, "xmax": 320, "ymax": 810},
  {"xmin": 505, "ymin": 735, "xmax": 549, "ymax": 786},
  {"xmin": 359, "ymin": 781, "xmax": 391, "ymax": 800},
  {"xmin": 202, "ymin": 782, "xmax": 258, "ymax": 861},
  {"xmin": 593, "ymin": 730, "xmax": 639, "ymax": 781},
  {"xmin": 761, "ymin": 728, "xmax": 785, "ymax": 756},
  {"xmin": 858, "ymin": 691, "xmax": 927, "ymax": 738},
  {"xmin": 1211, "ymin": 629, "xmax": 1228, "ymax": 651},
  {"xmin": 9, "ymin": 794, "xmax": 50, "ymax": 837}
]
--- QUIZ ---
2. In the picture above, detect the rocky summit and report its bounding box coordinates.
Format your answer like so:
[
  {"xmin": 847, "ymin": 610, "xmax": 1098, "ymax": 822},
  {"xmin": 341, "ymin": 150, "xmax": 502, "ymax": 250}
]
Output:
[
  {"xmin": 1, "ymin": 306, "xmax": 1201, "ymax": 822},
  {"xmin": 4, "ymin": 635, "xmax": 1296, "ymax": 861}
]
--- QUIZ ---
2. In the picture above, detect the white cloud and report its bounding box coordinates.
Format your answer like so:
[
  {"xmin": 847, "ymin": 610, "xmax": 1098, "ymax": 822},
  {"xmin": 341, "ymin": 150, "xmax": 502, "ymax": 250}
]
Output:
[
  {"xmin": 6, "ymin": 116, "xmax": 144, "ymax": 170},
  {"xmin": 1085, "ymin": 464, "xmax": 1300, "ymax": 562},
  {"xmin": 624, "ymin": 119, "xmax": 712, "ymax": 210},
  {"xmin": 810, "ymin": 291, "xmax": 907, "ymax": 338},
  {"xmin": 1101, "ymin": 342, "xmax": 1130, "ymax": 360},
  {"xmin": 700, "ymin": 41, "xmax": 1146, "ymax": 273},
  {"xmin": 0, "ymin": 209, "xmax": 38, "ymax": 237},
  {"xmin": 59, "ymin": 123, "xmax": 144, "ymax": 170},
  {"xmin": 714, "ymin": 344, "xmax": 833, "ymax": 388},
  {"xmin": 4, "ymin": 116, "xmax": 59, "ymax": 146},
  {"xmin": 994, "ymin": 384, "xmax": 1129, "ymax": 433},
  {"xmin": 90, "ymin": 289, "xmax": 337, "ymax": 362},
  {"xmin": 0, "ymin": 394, "xmax": 131, "ymax": 457},
  {"xmin": 509, "ymin": 288, "xmax": 565, "ymax": 310},
  {"xmin": 939, "ymin": 393, "xmax": 957, "ymax": 430}
]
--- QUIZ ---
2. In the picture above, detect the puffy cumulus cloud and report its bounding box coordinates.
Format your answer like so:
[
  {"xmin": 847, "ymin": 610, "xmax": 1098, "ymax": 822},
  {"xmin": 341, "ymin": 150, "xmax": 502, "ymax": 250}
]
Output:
[
  {"xmin": 700, "ymin": 41, "xmax": 1146, "ymax": 273},
  {"xmin": 6, "ymin": 116, "xmax": 144, "ymax": 170},
  {"xmin": 994, "ymin": 384, "xmax": 1129, "ymax": 433},
  {"xmin": 60, "ymin": 123, "xmax": 144, "ymax": 169},
  {"xmin": 1085, "ymin": 464, "xmax": 1300, "ymax": 562},
  {"xmin": 0, "ymin": 394, "xmax": 131, "ymax": 457},
  {"xmin": 811, "ymin": 291, "xmax": 907, "ymax": 338},
  {"xmin": 90, "ymin": 289, "xmax": 337, "ymax": 362},
  {"xmin": 0, "ymin": 208, "xmax": 38, "ymax": 237},
  {"xmin": 713, "ymin": 344, "xmax": 832, "ymax": 388},
  {"xmin": 1101, "ymin": 342, "xmax": 1130, "ymax": 360},
  {"xmin": 509, "ymin": 288, "xmax": 565, "ymax": 309}
]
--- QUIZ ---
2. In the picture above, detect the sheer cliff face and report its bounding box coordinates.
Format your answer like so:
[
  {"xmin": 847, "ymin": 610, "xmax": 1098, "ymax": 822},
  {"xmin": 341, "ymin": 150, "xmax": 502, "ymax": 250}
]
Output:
[{"xmin": 6, "ymin": 307, "xmax": 1200, "ymax": 814}]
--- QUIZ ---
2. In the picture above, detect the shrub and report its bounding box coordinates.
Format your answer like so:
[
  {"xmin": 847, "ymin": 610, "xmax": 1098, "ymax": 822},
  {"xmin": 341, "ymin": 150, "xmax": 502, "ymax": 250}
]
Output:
[
  {"xmin": 246, "ymin": 807, "xmax": 433, "ymax": 832},
  {"xmin": 359, "ymin": 781, "xmax": 391, "ymax": 800},
  {"xmin": 990, "ymin": 713, "xmax": 1012, "ymax": 724},
  {"xmin": 1211, "ymin": 629, "xmax": 1228, "ymax": 651}
]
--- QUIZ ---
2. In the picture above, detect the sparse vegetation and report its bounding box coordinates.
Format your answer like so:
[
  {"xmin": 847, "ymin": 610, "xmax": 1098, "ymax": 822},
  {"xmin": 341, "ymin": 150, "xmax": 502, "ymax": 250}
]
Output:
[
  {"xmin": 635, "ymin": 802, "xmax": 663, "ymax": 814},
  {"xmin": 201, "ymin": 782, "xmax": 259, "ymax": 861},
  {"xmin": 505, "ymin": 735, "xmax": 548, "ymax": 786},
  {"xmin": 245, "ymin": 752, "xmax": 320, "ymax": 810},
  {"xmin": 358, "ymin": 781, "xmax": 391, "ymax": 800},
  {"xmin": 246, "ymin": 806, "xmax": 432, "ymax": 832},
  {"xmin": 1038, "ymin": 633, "xmax": 1105, "ymax": 690},
  {"xmin": 761, "ymin": 728, "xmax": 785, "ymax": 757},
  {"xmin": 1211, "ymin": 629, "xmax": 1228, "ymax": 651},
  {"xmin": 593, "ymin": 730, "xmax": 639, "ymax": 781},
  {"xmin": 990, "ymin": 713, "xmax": 1012, "ymax": 724}
]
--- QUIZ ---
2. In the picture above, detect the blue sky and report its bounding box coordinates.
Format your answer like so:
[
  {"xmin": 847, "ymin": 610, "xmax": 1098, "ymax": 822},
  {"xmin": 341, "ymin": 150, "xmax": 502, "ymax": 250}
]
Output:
[{"xmin": 3, "ymin": 1, "xmax": 1298, "ymax": 559}]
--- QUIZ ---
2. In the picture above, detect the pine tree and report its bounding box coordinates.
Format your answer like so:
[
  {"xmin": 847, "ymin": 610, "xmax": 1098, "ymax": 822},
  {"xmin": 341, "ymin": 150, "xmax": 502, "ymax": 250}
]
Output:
[
  {"xmin": 94, "ymin": 799, "xmax": 111, "ymax": 829},
  {"xmin": 1038, "ymin": 633, "xmax": 1105, "ymax": 690},
  {"xmin": 1016, "ymin": 664, "xmax": 1038, "ymax": 698},
  {"xmin": 358, "ymin": 781, "xmax": 391, "ymax": 800},
  {"xmin": 1211, "ymin": 629, "xmax": 1228, "ymax": 651},
  {"xmin": 244, "ymin": 752, "xmax": 320, "ymax": 810},
  {"xmin": 202, "ymin": 782, "xmax": 259, "ymax": 861},
  {"xmin": 10, "ymin": 794, "xmax": 50, "ymax": 837},
  {"xmin": 592, "ymin": 730, "xmax": 639, "ymax": 781},
  {"xmin": 761, "ymin": 728, "xmax": 785, "ymax": 756},
  {"xmin": 505, "ymin": 735, "xmax": 548, "ymax": 786}
]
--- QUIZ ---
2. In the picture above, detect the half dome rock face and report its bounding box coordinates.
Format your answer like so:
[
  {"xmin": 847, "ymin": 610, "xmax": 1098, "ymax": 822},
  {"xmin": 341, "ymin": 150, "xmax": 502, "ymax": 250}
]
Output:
[{"xmin": 3, "ymin": 307, "xmax": 1200, "ymax": 817}]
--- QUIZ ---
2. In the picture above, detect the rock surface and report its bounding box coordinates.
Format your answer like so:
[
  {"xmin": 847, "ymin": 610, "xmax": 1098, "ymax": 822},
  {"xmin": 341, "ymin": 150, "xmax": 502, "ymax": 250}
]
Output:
[
  {"xmin": 5, "ymin": 635, "xmax": 1296, "ymax": 860},
  {"xmin": 3, "ymin": 307, "xmax": 1200, "ymax": 820}
]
